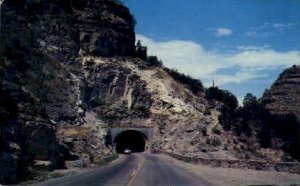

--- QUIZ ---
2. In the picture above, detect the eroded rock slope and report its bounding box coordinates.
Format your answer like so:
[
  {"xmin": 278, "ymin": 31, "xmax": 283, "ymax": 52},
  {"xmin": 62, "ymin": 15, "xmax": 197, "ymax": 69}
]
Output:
[
  {"xmin": 262, "ymin": 65, "xmax": 300, "ymax": 118},
  {"xmin": 261, "ymin": 65, "xmax": 300, "ymax": 158},
  {"xmin": 0, "ymin": 0, "xmax": 213, "ymax": 183},
  {"xmin": 1, "ymin": 0, "xmax": 298, "ymax": 184}
]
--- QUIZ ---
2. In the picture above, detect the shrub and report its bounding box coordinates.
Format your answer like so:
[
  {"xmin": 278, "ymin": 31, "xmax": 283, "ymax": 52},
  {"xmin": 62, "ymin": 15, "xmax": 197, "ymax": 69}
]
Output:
[
  {"xmin": 164, "ymin": 68, "xmax": 204, "ymax": 94},
  {"xmin": 93, "ymin": 154, "xmax": 119, "ymax": 166},
  {"xmin": 146, "ymin": 56, "xmax": 163, "ymax": 68},
  {"xmin": 200, "ymin": 126, "xmax": 207, "ymax": 136},
  {"xmin": 22, "ymin": 167, "xmax": 47, "ymax": 182},
  {"xmin": 203, "ymin": 108, "xmax": 211, "ymax": 115},
  {"xmin": 206, "ymin": 87, "xmax": 238, "ymax": 130},
  {"xmin": 210, "ymin": 136, "xmax": 222, "ymax": 147},
  {"xmin": 135, "ymin": 40, "xmax": 147, "ymax": 59},
  {"xmin": 212, "ymin": 126, "xmax": 221, "ymax": 135},
  {"xmin": 223, "ymin": 144, "xmax": 228, "ymax": 150},
  {"xmin": 205, "ymin": 87, "xmax": 238, "ymax": 111}
]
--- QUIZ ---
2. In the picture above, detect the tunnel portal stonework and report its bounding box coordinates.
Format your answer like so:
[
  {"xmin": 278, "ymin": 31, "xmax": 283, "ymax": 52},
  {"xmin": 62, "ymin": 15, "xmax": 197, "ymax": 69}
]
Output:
[
  {"xmin": 109, "ymin": 127, "xmax": 154, "ymax": 152},
  {"xmin": 110, "ymin": 127, "xmax": 153, "ymax": 141}
]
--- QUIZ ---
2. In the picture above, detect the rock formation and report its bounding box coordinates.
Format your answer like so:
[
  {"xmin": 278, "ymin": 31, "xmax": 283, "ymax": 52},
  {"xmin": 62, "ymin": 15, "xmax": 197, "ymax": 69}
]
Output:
[
  {"xmin": 0, "ymin": 0, "xmax": 213, "ymax": 183},
  {"xmin": 0, "ymin": 0, "xmax": 135, "ymax": 183},
  {"xmin": 1, "ymin": 0, "xmax": 299, "ymax": 184},
  {"xmin": 261, "ymin": 65, "xmax": 300, "ymax": 159},
  {"xmin": 262, "ymin": 65, "xmax": 300, "ymax": 118}
]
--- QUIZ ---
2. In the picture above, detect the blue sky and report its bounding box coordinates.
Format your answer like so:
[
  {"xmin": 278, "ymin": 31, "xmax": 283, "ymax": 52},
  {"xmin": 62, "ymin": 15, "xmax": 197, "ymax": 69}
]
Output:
[{"xmin": 121, "ymin": 0, "xmax": 300, "ymax": 103}]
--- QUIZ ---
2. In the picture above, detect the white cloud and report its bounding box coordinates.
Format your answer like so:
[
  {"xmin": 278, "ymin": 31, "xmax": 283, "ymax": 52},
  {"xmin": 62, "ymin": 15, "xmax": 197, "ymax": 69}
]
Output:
[
  {"xmin": 267, "ymin": 22, "xmax": 295, "ymax": 29},
  {"xmin": 215, "ymin": 28, "xmax": 232, "ymax": 37},
  {"xmin": 236, "ymin": 45, "xmax": 270, "ymax": 51},
  {"xmin": 245, "ymin": 22, "xmax": 295, "ymax": 37},
  {"xmin": 245, "ymin": 31, "xmax": 273, "ymax": 37},
  {"xmin": 137, "ymin": 34, "xmax": 300, "ymax": 87},
  {"xmin": 213, "ymin": 69, "xmax": 268, "ymax": 85}
]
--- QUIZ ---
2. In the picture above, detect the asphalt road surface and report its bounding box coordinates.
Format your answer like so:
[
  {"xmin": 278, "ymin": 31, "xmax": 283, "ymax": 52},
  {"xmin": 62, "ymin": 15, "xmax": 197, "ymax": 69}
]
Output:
[{"xmin": 33, "ymin": 153, "xmax": 213, "ymax": 186}]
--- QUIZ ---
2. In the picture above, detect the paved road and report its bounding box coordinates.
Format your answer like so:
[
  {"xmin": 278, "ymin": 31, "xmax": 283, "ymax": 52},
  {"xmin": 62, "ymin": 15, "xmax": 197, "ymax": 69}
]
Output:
[{"xmin": 33, "ymin": 153, "xmax": 213, "ymax": 186}]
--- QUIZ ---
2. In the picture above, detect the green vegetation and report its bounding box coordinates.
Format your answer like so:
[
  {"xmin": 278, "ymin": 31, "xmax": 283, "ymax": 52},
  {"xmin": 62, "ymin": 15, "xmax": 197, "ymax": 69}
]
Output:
[
  {"xmin": 93, "ymin": 154, "xmax": 119, "ymax": 166},
  {"xmin": 212, "ymin": 126, "xmax": 221, "ymax": 135},
  {"xmin": 205, "ymin": 86, "xmax": 238, "ymax": 130},
  {"xmin": 135, "ymin": 40, "xmax": 147, "ymax": 59},
  {"xmin": 146, "ymin": 56, "xmax": 163, "ymax": 68},
  {"xmin": 205, "ymin": 86, "xmax": 238, "ymax": 111},
  {"xmin": 233, "ymin": 93, "xmax": 262, "ymax": 136},
  {"xmin": 206, "ymin": 136, "xmax": 222, "ymax": 147},
  {"xmin": 208, "ymin": 89, "xmax": 300, "ymax": 160},
  {"xmin": 200, "ymin": 126, "xmax": 208, "ymax": 136},
  {"xmin": 164, "ymin": 68, "xmax": 204, "ymax": 94},
  {"xmin": 22, "ymin": 167, "xmax": 49, "ymax": 182}
]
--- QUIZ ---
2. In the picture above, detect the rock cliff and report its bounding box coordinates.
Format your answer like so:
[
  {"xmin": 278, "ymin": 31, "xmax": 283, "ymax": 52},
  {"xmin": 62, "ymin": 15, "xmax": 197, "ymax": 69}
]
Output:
[
  {"xmin": 1, "ymin": 0, "xmax": 298, "ymax": 184},
  {"xmin": 262, "ymin": 65, "xmax": 300, "ymax": 118},
  {"xmin": 0, "ymin": 0, "xmax": 135, "ymax": 183},
  {"xmin": 261, "ymin": 65, "xmax": 300, "ymax": 159},
  {"xmin": 0, "ymin": 0, "xmax": 213, "ymax": 183}
]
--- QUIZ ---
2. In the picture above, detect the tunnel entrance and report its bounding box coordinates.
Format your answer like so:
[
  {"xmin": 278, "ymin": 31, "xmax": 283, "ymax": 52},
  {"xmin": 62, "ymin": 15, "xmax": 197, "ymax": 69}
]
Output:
[{"xmin": 114, "ymin": 130, "xmax": 147, "ymax": 153}]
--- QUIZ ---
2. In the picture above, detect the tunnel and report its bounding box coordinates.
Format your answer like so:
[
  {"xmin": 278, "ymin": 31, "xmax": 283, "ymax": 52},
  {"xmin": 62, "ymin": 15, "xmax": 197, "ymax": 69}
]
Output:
[{"xmin": 114, "ymin": 130, "xmax": 148, "ymax": 153}]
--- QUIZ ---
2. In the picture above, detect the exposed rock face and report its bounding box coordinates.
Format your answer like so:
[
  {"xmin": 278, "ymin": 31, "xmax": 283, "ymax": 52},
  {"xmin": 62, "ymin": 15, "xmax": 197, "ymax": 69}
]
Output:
[
  {"xmin": 1, "ymin": 0, "xmax": 135, "ymax": 59},
  {"xmin": 262, "ymin": 65, "xmax": 300, "ymax": 118},
  {"xmin": 81, "ymin": 57, "xmax": 152, "ymax": 122},
  {"xmin": 261, "ymin": 65, "xmax": 300, "ymax": 159},
  {"xmin": 0, "ymin": 0, "xmax": 136, "ymax": 183},
  {"xmin": 2, "ymin": 0, "xmax": 298, "ymax": 184},
  {"xmin": 0, "ymin": 0, "xmax": 212, "ymax": 183}
]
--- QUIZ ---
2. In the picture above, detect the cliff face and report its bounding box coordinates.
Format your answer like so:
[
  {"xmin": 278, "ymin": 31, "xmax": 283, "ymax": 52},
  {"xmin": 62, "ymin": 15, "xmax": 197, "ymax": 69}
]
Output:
[
  {"xmin": 262, "ymin": 65, "xmax": 300, "ymax": 118},
  {"xmin": 2, "ymin": 0, "xmax": 298, "ymax": 184},
  {"xmin": 0, "ymin": 0, "xmax": 136, "ymax": 183},
  {"xmin": 1, "ymin": 0, "xmax": 136, "ymax": 125},
  {"xmin": 261, "ymin": 65, "xmax": 300, "ymax": 159},
  {"xmin": 0, "ymin": 0, "xmax": 212, "ymax": 183},
  {"xmin": 1, "ymin": 0, "xmax": 135, "ymax": 58}
]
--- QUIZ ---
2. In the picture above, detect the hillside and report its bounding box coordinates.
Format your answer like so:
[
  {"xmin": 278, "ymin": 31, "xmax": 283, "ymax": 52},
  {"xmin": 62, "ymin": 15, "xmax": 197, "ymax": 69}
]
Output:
[
  {"xmin": 262, "ymin": 65, "xmax": 300, "ymax": 118},
  {"xmin": 0, "ymin": 0, "xmax": 299, "ymax": 184},
  {"xmin": 0, "ymin": 0, "xmax": 212, "ymax": 183},
  {"xmin": 260, "ymin": 65, "xmax": 300, "ymax": 159},
  {"xmin": 0, "ymin": 0, "xmax": 135, "ymax": 183}
]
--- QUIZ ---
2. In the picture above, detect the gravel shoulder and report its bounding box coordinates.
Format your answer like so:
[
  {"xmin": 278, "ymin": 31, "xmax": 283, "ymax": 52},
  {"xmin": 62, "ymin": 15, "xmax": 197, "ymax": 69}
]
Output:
[{"xmin": 160, "ymin": 154, "xmax": 300, "ymax": 186}]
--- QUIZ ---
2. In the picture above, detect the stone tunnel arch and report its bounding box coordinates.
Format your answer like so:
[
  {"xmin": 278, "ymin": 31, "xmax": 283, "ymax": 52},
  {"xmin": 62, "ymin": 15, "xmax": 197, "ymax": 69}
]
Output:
[{"xmin": 113, "ymin": 130, "xmax": 148, "ymax": 153}]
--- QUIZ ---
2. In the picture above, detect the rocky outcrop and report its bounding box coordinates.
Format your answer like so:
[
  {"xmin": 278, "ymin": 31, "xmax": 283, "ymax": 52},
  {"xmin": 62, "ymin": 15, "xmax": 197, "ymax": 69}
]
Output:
[
  {"xmin": 262, "ymin": 65, "xmax": 300, "ymax": 118},
  {"xmin": 2, "ymin": 0, "xmax": 298, "ymax": 184},
  {"xmin": 1, "ymin": 0, "xmax": 135, "ymax": 59},
  {"xmin": 81, "ymin": 57, "xmax": 152, "ymax": 122},
  {"xmin": 0, "ymin": 69, "xmax": 63, "ymax": 183},
  {"xmin": 0, "ymin": 0, "xmax": 211, "ymax": 183},
  {"xmin": 261, "ymin": 65, "xmax": 300, "ymax": 159},
  {"xmin": 0, "ymin": 0, "xmax": 136, "ymax": 183}
]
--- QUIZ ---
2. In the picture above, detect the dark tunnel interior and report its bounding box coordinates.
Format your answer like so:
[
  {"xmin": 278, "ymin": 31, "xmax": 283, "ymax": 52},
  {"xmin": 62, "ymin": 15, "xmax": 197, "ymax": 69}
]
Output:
[{"xmin": 114, "ymin": 130, "xmax": 147, "ymax": 153}]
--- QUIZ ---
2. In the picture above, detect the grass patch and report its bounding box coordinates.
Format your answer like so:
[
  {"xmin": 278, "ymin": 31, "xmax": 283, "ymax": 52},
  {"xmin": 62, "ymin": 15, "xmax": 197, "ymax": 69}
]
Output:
[
  {"xmin": 22, "ymin": 167, "xmax": 63, "ymax": 184},
  {"xmin": 212, "ymin": 126, "xmax": 221, "ymax": 135},
  {"xmin": 94, "ymin": 154, "xmax": 119, "ymax": 166},
  {"xmin": 57, "ymin": 127, "xmax": 91, "ymax": 137},
  {"xmin": 50, "ymin": 172, "xmax": 64, "ymax": 178},
  {"xmin": 23, "ymin": 167, "xmax": 48, "ymax": 181}
]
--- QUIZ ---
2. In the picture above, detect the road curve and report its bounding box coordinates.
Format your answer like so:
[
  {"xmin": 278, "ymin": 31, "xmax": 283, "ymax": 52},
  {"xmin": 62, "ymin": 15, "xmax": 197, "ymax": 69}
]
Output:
[
  {"xmin": 131, "ymin": 154, "xmax": 212, "ymax": 186},
  {"xmin": 33, "ymin": 153, "xmax": 213, "ymax": 186}
]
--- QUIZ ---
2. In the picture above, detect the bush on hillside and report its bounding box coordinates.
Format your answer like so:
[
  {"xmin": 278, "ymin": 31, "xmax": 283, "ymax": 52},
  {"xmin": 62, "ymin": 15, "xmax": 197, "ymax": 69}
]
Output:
[
  {"xmin": 146, "ymin": 56, "xmax": 163, "ymax": 68},
  {"xmin": 205, "ymin": 87, "xmax": 238, "ymax": 130},
  {"xmin": 135, "ymin": 40, "xmax": 147, "ymax": 59},
  {"xmin": 164, "ymin": 68, "xmax": 204, "ymax": 94},
  {"xmin": 205, "ymin": 86, "xmax": 238, "ymax": 111}
]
